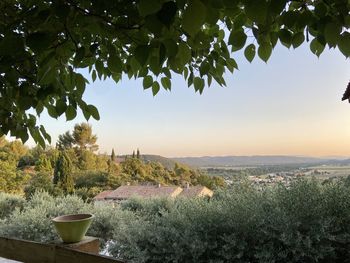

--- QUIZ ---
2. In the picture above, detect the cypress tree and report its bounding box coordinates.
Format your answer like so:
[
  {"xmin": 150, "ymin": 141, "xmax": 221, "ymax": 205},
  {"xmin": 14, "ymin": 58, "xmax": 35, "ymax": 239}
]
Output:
[
  {"xmin": 132, "ymin": 150, "xmax": 135, "ymax": 158},
  {"xmin": 54, "ymin": 151, "xmax": 74, "ymax": 194},
  {"xmin": 111, "ymin": 148, "xmax": 116, "ymax": 161},
  {"xmin": 136, "ymin": 148, "xmax": 140, "ymax": 159}
]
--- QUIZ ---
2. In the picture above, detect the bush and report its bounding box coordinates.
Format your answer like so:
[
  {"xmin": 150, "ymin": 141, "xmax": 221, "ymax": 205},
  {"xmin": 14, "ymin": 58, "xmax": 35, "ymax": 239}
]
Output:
[
  {"xmin": 75, "ymin": 186, "xmax": 103, "ymax": 202},
  {"xmin": 24, "ymin": 172, "xmax": 62, "ymax": 199},
  {"xmin": 109, "ymin": 179, "xmax": 350, "ymax": 262},
  {"xmin": 120, "ymin": 197, "xmax": 175, "ymax": 219},
  {"xmin": 88, "ymin": 204, "xmax": 136, "ymax": 247},
  {"xmin": 0, "ymin": 192, "xmax": 25, "ymax": 219},
  {"xmin": 3, "ymin": 180, "xmax": 350, "ymax": 263},
  {"xmin": 0, "ymin": 191, "xmax": 135, "ymax": 251},
  {"xmin": 74, "ymin": 171, "xmax": 110, "ymax": 189},
  {"xmin": 0, "ymin": 191, "xmax": 92, "ymax": 242}
]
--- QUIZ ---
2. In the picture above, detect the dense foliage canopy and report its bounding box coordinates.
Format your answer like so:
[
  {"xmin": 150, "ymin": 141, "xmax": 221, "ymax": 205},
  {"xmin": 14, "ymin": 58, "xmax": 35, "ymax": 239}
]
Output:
[
  {"xmin": 57, "ymin": 122, "xmax": 98, "ymax": 151},
  {"xmin": 1, "ymin": 0, "xmax": 349, "ymax": 145},
  {"xmin": 0, "ymin": 124, "xmax": 225, "ymax": 198},
  {"xmin": 3, "ymin": 179, "xmax": 350, "ymax": 262}
]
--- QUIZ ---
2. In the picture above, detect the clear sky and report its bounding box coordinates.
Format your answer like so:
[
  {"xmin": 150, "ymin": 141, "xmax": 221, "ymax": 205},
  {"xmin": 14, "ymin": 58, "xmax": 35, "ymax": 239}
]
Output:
[{"xmin": 30, "ymin": 43, "xmax": 350, "ymax": 157}]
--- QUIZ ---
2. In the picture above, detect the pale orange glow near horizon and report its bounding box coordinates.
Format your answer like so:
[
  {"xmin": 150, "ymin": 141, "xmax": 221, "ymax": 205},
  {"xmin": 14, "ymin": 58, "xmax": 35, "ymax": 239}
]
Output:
[{"xmin": 25, "ymin": 44, "xmax": 350, "ymax": 158}]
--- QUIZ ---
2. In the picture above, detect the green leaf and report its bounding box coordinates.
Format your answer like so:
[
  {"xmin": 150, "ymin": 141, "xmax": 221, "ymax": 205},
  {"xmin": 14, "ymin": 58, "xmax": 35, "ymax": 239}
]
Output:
[
  {"xmin": 82, "ymin": 106, "xmax": 91, "ymax": 121},
  {"xmin": 159, "ymin": 44, "xmax": 166, "ymax": 65},
  {"xmin": 310, "ymin": 38, "xmax": 325, "ymax": 57},
  {"xmin": 258, "ymin": 43, "xmax": 272, "ymax": 62},
  {"xmin": 234, "ymin": 13, "xmax": 247, "ymax": 28},
  {"xmin": 152, "ymin": 81, "xmax": 160, "ymax": 96},
  {"xmin": 270, "ymin": 0, "xmax": 287, "ymax": 14},
  {"xmin": 163, "ymin": 39, "xmax": 178, "ymax": 57},
  {"xmin": 36, "ymin": 103, "xmax": 44, "ymax": 116},
  {"xmin": 193, "ymin": 77, "xmax": 205, "ymax": 94},
  {"xmin": 143, "ymin": 75, "xmax": 153, "ymax": 89},
  {"xmin": 206, "ymin": 7, "xmax": 220, "ymax": 25},
  {"xmin": 39, "ymin": 51, "xmax": 55, "ymax": 67},
  {"xmin": 0, "ymin": 34, "xmax": 24, "ymax": 56},
  {"xmin": 135, "ymin": 45, "xmax": 150, "ymax": 66},
  {"xmin": 207, "ymin": 75, "xmax": 212, "ymax": 87},
  {"xmin": 226, "ymin": 58, "xmax": 238, "ymax": 73},
  {"xmin": 199, "ymin": 62, "xmax": 210, "ymax": 76},
  {"xmin": 88, "ymin": 104, "xmax": 100, "ymax": 120},
  {"xmin": 157, "ymin": 1, "xmax": 178, "ymax": 26},
  {"xmin": 18, "ymin": 96, "xmax": 33, "ymax": 110},
  {"xmin": 244, "ymin": 44, "xmax": 256, "ymax": 62},
  {"xmin": 75, "ymin": 74, "xmax": 86, "ymax": 95},
  {"xmin": 162, "ymin": 68, "xmax": 172, "ymax": 79},
  {"xmin": 18, "ymin": 129, "xmax": 29, "ymax": 143},
  {"xmin": 324, "ymin": 23, "xmax": 341, "ymax": 47},
  {"xmin": 188, "ymin": 72, "xmax": 193, "ymax": 87},
  {"xmin": 73, "ymin": 46, "xmax": 85, "ymax": 66},
  {"xmin": 138, "ymin": 0, "xmax": 162, "ymax": 16},
  {"xmin": 55, "ymin": 100, "xmax": 67, "ymax": 116},
  {"xmin": 26, "ymin": 32, "xmax": 52, "ymax": 52},
  {"xmin": 292, "ymin": 32, "xmax": 305, "ymax": 48},
  {"xmin": 145, "ymin": 15, "xmax": 163, "ymax": 35},
  {"xmin": 29, "ymin": 127, "xmax": 45, "ymax": 148},
  {"xmin": 37, "ymin": 66, "xmax": 56, "ymax": 85},
  {"xmin": 182, "ymin": 0, "xmax": 206, "ymax": 36},
  {"xmin": 229, "ymin": 30, "xmax": 247, "ymax": 50},
  {"xmin": 315, "ymin": 2, "xmax": 328, "ymax": 17},
  {"xmin": 183, "ymin": 67, "xmax": 189, "ymax": 80},
  {"xmin": 338, "ymin": 32, "xmax": 350, "ymax": 58},
  {"xmin": 161, "ymin": 77, "xmax": 171, "ymax": 90},
  {"xmin": 65, "ymin": 105, "xmax": 77, "ymax": 121},
  {"xmin": 245, "ymin": 0, "xmax": 268, "ymax": 24},
  {"xmin": 95, "ymin": 60, "xmax": 104, "ymax": 78},
  {"xmin": 130, "ymin": 57, "xmax": 140, "ymax": 74},
  {"xmin": 107, "ymin": 54, "xmax": 123, "ymax": 73},
  {"xmin": 149, "ymin": 56, "xmax": 161, "ymax": 75},
  {"xmin": 278, "ymin": 29, "xmax": 292, "ymax": 47},
  {"xmin": 40, "ymin": 125, "xmax": 51, "ymax": 143},
  {"xmin": 92, "ymin": 70, "xmax": 97, "ymax": 82},
  {"xmin": 176, "ymin": 42, "xmax": 191, "ymax": 68},
  {"xmin": 270, "ymin": 32, "xmax": 279, "ymax": 48},
  {"xmin": 47, "ymin": 105, "xmax": 58, "ymax": 119}
]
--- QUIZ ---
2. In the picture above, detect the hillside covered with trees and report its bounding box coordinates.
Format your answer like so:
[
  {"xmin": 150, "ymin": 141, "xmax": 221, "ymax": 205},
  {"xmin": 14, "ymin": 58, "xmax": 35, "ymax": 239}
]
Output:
[{"xmin": 0, "ymin": 123, "xmax": 225, "ymax": 200}]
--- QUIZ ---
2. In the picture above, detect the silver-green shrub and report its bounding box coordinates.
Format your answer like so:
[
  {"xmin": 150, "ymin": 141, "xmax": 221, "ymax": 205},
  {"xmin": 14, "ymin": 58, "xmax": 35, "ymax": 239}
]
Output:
[
  {"xmin": 0, "ymin": 192, "xmax": 25, "ymax": 219},
  {"xmin": 109, "ymin": 179, "xmax": 350, "ymax": 262},
  {"xmin": 0, "ymin": 191, "xmax": 138, "ymax": 252},
  {"xmin": 2, "ymin": 180, "xmax": 350, "ymax": 262},
  {"xmin": 0, "ymin": 191, "xmax": 92, "ymax": 242},
  {"xmin": 88, "ymin": 204, "xmax": 136, "ymax": 247}
]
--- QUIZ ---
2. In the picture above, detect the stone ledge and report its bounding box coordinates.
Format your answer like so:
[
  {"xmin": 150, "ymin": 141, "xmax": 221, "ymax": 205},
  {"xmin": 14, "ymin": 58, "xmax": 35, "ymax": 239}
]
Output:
[{"xmin": 55, "ymin": 236, "xmax": 100, "ymax": 254}]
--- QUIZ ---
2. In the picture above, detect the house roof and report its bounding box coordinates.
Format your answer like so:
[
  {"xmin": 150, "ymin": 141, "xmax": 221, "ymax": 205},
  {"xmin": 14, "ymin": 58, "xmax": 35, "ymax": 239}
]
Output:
[
  {"xmin": 105, "ymin": 185, "xmax": 182, "ymax": 200},
  {"xmin": 179, "ymin": 186, "xmax": 213, "ymax": 198},
  {"xmin": 93, "ymin": 190, "xmax": 113, "ymax": 200},
  {"xmin": 114, "ymin": 157, "xmax": 124, "ymax": 164}
]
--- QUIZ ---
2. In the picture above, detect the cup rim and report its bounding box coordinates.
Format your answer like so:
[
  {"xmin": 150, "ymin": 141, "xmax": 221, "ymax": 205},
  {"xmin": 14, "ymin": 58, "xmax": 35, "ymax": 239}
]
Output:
[{"xmin": 52, "ymin": 213, "xmax": 94, "ymax": 223}]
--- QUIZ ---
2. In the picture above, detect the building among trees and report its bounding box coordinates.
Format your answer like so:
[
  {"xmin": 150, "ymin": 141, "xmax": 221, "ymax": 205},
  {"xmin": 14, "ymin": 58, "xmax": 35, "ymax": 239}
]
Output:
[{"xmin": 93, "ymin": 184, "xmax": 213, "ymax": 203}]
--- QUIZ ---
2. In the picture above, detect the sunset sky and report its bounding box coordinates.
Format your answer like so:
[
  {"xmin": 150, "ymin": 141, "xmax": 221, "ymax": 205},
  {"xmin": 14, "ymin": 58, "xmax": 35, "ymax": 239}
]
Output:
[{"xmin": 31, "ymin": 43, "xmax": 350, "ymax": 157}]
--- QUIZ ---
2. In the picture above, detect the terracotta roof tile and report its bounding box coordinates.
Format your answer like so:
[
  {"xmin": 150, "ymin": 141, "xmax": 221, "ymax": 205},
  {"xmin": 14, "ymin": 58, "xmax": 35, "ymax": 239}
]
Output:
[
  {"xmin": 179, "ymin": 186, "xmax": 213, "ymax": 198},
  {"xmin": 93, "ymin": 190, "xmax": 113, "ymax": 200},
  {"xmin": 105, "ymin": 185, "xmax": 182, "ymax": 200}
]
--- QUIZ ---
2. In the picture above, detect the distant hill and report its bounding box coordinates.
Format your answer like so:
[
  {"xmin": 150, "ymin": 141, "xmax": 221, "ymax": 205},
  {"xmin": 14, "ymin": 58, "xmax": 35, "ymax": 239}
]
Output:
[
  {"xmin": 331, "ymin": 158, "xmax": 350, "ymax": 166},
  {"xmin": 171, "ymin": 155, "xmax": 348, "ymax": 167},
  {"xmin": 117, "ymin": 154, "xmax": 178, "ymax": 170},
  {"xmin": 141, "ymin": 155, "xmax": 178, "ymax": 169}
]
